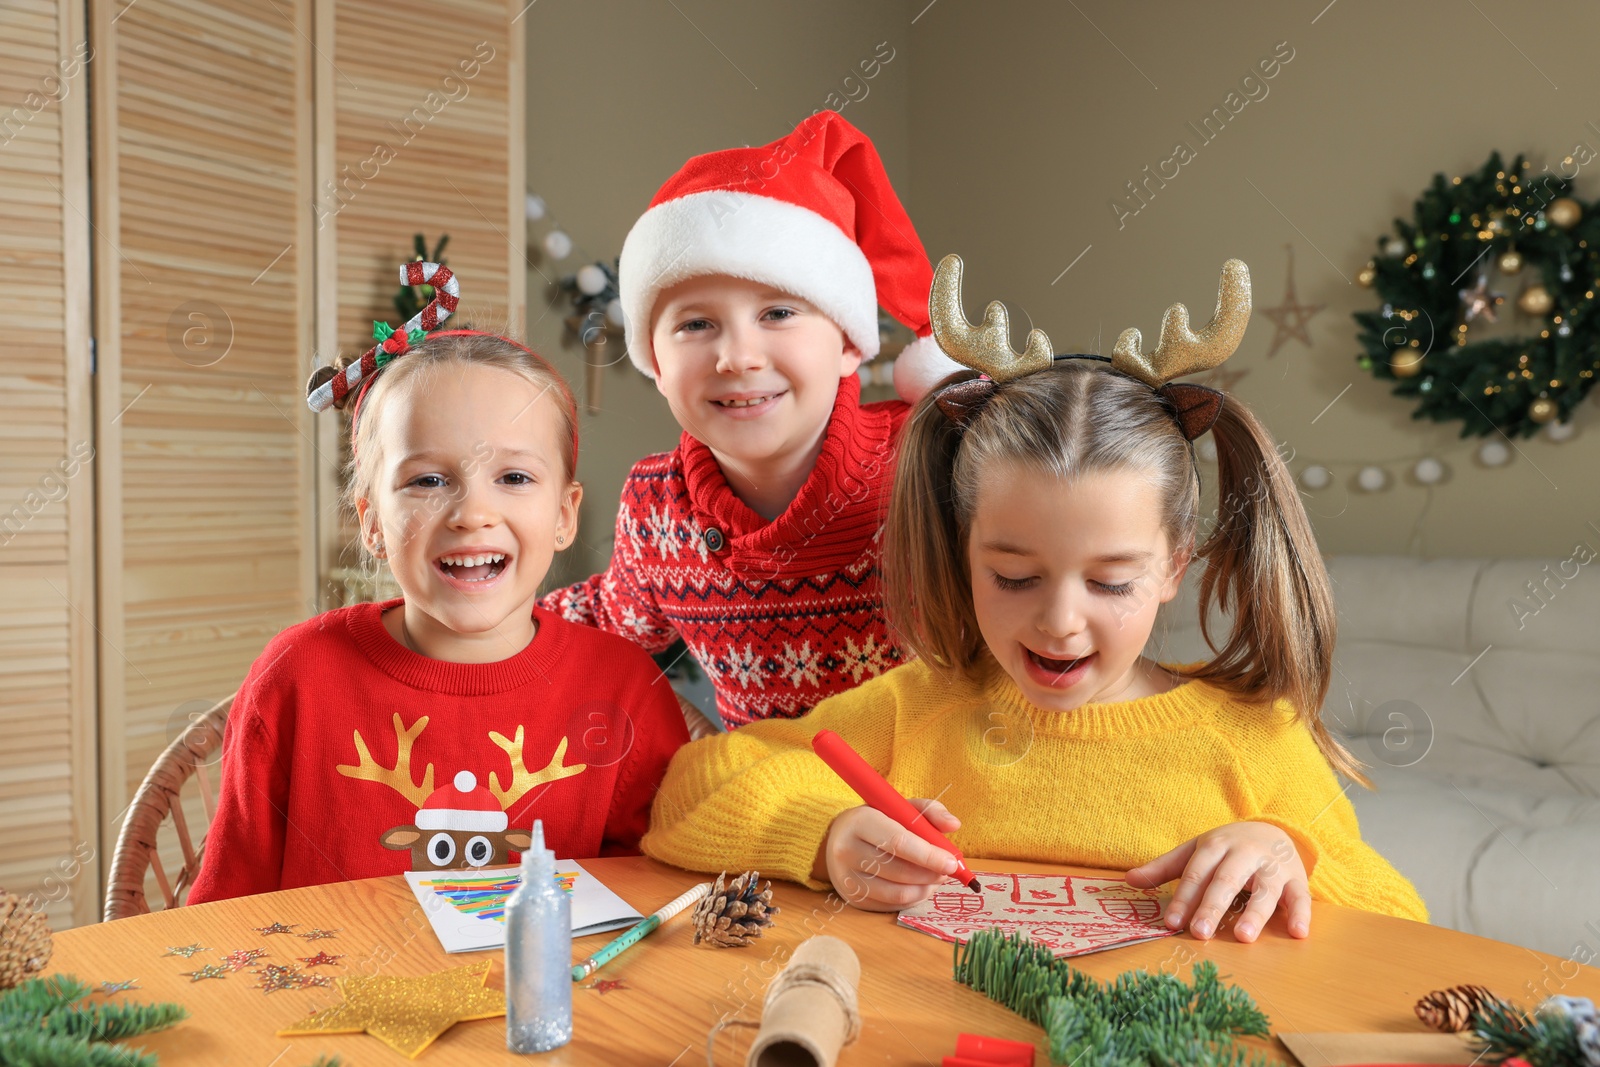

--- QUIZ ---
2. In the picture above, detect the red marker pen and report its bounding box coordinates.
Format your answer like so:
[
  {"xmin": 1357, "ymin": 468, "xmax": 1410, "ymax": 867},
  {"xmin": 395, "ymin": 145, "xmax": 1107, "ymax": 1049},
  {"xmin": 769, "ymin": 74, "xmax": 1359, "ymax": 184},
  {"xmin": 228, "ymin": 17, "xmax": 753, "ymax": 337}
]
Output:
[{"xmin": 811, "ymin": 729, "xmax": 982, "ymax": 894}]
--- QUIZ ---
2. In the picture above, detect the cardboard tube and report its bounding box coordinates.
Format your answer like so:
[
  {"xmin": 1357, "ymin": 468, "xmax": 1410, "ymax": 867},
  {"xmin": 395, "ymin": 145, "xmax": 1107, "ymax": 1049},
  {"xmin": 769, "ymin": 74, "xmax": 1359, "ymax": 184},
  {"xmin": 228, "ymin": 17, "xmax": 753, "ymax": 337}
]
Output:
[{"xmin": 747, "ymin": 936, "xmax": 861, "ymax": 1067}]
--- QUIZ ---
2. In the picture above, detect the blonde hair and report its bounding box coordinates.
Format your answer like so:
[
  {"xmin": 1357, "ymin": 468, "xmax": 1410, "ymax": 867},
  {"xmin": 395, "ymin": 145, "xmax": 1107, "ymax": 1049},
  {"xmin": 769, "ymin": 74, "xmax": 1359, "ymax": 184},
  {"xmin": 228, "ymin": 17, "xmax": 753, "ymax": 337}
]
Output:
[
  {"xmin": 334, "ymin": 328, "xmax": 579, "ymax": 535},
  {"xmin": 883, "ymin": 360, "xmax": 1362, "ymax": 782}
]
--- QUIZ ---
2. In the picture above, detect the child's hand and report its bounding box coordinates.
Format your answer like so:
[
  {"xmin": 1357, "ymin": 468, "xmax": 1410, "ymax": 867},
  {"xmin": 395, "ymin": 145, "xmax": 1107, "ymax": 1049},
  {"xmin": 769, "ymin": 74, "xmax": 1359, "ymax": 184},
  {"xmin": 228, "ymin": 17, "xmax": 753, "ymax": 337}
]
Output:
[
  {"xmin": 818, "ymin": 800, "xmax": 962, "ymax": 912},
  {"xmin": 1126, "ymin": 821, "xmax": 1311, "ymax": 942}
]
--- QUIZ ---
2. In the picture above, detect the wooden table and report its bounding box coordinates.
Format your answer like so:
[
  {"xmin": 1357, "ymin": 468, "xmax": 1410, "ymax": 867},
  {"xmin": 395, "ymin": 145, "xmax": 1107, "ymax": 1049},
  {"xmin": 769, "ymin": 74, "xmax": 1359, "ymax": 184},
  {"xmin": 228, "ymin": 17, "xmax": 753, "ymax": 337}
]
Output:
[{"xmin": 49, "ymin": 857, "xmax": 1600, "ymax": 1065}]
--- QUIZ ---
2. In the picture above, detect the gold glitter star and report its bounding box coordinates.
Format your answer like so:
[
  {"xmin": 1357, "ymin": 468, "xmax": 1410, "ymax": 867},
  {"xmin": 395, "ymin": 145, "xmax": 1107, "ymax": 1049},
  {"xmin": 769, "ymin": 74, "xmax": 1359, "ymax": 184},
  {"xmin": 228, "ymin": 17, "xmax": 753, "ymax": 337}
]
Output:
[
  {"xmin": 181, "ymin": 964, "xmax": 230, "ymax": 982},
  {"xmin": 277, "ymin": 961, "xmax": 504, "ymax": 1058},
  {"xmin": 298, "ymin": 927, "xmax": 339, "ymax": 941},
  {"xmin": 1259, "ymin": 245, "xmax": 1325, "ymax": 359},
  {"xmin": 255, "ymin": 922, "xmax": 298, "ymax": 936}
]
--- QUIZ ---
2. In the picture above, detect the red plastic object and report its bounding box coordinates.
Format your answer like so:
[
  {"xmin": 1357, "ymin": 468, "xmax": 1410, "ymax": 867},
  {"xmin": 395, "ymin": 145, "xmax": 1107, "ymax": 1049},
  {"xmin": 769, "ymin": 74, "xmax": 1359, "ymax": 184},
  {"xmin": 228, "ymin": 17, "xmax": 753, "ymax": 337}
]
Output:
[{"xmin": 943, "ymin": 1032, "xmax": 1035, "ymax": 1066}]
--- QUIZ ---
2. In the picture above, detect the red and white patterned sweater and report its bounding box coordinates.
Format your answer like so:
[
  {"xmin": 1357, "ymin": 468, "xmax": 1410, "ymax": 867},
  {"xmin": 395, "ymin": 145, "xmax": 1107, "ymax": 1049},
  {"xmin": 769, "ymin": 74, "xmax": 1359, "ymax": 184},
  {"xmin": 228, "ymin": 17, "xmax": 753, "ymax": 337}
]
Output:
[{"xmin": 542, "ymin": 376, "xmax": 909, "ymax": 727}]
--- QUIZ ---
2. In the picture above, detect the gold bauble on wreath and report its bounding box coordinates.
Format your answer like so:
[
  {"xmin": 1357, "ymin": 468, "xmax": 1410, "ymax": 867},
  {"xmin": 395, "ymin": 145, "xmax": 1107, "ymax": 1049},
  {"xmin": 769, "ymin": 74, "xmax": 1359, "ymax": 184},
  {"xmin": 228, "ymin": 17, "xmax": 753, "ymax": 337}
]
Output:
[
  {"xmin": 1517, "ymin": 284, "xmax": 1554, "ymax": 316},
  {"xmin": 1529, "ymin": 397, "xmax": 1559, "ymax": 424},
  {"xmin": 1496, "ymin": 248, "xmax": 1523, "ymax": 274},
  {"xmin": 1356, "ymin": 262, "xmax": 1377, "ymax": 288},
  {"xmin": 0, "ymin": 890, "xmax": 52, "ymax": 989},
  {"xmin": 1547, "ymin": 197, "xmax": 1583, "ymax": 230},
  {"xmin": 1390, "ymin": 350, "xmax": 1425, "ymax": 378}
]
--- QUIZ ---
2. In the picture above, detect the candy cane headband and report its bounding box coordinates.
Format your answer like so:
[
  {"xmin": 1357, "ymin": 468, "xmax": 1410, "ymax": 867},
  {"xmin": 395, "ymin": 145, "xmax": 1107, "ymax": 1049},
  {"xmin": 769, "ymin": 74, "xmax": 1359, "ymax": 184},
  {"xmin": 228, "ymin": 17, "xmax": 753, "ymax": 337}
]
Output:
[
  {"xmin": 304, "ymin": 261, "xmax": 461, "ymax": 413},
  {"xmin": 928, "ymin": 255, "xmax": 1251, "ymax": 441}
]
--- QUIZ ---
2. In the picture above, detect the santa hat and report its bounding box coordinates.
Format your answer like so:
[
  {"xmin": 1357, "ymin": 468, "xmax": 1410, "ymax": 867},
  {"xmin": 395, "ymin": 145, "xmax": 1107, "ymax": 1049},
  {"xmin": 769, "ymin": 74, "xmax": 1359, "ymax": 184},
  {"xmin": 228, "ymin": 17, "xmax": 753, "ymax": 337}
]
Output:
[
  {"xmin": 414, "ymin": 771, "xmax": 507, "ymax": 833},
  {"xmin": 618, "ymin": 110, "xmax": 962, "ymax": 403}
]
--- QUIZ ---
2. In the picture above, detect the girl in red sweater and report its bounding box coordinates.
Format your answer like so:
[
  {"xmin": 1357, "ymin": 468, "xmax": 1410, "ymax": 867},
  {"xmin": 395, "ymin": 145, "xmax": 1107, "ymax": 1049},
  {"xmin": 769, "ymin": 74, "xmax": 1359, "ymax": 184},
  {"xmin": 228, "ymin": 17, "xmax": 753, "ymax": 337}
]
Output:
[{"xmin": 188, "ymin": 287, "xmax": 688, "ymax": 903}]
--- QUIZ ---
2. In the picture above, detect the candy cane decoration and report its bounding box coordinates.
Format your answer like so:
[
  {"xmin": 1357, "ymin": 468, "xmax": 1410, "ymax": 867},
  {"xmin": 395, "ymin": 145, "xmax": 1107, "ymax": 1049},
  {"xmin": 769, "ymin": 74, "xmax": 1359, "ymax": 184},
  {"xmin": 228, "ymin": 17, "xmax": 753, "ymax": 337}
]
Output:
[{"xmin": 306, "ymin": 261, "xmax": 461, "ymax": 412}]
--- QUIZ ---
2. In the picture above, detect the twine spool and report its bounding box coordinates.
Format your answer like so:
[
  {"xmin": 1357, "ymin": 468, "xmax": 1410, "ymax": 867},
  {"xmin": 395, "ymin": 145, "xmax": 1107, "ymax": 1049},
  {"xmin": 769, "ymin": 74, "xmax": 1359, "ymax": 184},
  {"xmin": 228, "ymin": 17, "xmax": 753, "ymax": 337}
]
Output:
[{"xmin": 705, "ymin": 935, "xmax": 861, "ymax": 1067}]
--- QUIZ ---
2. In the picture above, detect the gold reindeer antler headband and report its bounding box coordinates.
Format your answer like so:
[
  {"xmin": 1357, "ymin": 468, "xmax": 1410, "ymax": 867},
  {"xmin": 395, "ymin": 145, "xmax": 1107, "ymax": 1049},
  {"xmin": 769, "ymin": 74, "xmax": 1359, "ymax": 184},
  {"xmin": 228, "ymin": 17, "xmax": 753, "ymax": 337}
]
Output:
[{"xmin": 927, "ymin": 254, "xmax": 1252, "ymax": 439}]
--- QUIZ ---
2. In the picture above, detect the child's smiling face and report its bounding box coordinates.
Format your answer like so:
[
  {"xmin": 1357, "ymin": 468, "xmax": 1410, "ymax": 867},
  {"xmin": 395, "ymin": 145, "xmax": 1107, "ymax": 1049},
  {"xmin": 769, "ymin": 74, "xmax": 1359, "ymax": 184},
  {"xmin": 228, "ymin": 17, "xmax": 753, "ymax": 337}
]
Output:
[
  {"xmin": 966, "ymin": 462, "xmax": 1188, "ymax": 711},
  {"xmin": 357, "ymin": 363, "xmax": 580, "ymax": 662},
  {"xmin": 648, "ymin": 274, "xmax": 862, "ymax": 468}
]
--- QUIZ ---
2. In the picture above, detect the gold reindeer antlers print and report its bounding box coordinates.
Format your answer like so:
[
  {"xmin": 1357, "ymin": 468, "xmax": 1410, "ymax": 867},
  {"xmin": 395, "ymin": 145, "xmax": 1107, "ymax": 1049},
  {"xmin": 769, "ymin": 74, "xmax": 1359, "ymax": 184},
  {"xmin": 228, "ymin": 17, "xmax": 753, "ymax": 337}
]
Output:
[
  {"xmin": 1111, "ymin": 259, "xmax": 1252, "ymax": 386},
  {"xmin": 338, "ymin": 714, "xmax": 436, "ymax": 806},
  {"xmin": 488, "ymin": 728, "xmax": 587, "ymax": 811},
  {"xmin": 929, "ymin": 254, "xmax": 1054, "ymax": 382}
]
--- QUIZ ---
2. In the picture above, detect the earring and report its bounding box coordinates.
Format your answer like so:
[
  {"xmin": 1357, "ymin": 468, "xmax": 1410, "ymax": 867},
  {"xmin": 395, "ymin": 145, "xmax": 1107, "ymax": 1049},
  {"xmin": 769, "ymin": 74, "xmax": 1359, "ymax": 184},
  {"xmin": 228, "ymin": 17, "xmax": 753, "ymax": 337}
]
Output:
[{"xmin": 555, "ymin": 535, "xmax": 565, "ymax": 545}]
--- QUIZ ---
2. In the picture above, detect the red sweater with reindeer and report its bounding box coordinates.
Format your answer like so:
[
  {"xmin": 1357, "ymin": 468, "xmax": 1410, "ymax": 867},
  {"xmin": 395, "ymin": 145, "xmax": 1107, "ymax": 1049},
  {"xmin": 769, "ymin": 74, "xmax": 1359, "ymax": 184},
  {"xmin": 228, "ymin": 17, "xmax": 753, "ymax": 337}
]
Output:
[
  {"xmin": 187, "ymin": 601, "xmax": 688, "ymax": 904},
  {"xmin": 541, "ymin": 376, "xmax": 909, "ymax": 727}
]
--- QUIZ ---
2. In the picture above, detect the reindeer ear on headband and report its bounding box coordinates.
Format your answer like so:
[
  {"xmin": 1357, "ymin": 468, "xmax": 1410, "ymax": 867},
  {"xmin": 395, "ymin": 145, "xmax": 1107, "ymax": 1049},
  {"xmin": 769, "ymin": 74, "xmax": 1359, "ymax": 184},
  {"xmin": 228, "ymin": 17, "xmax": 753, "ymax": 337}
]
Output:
[
  {"xmin": 305, "ymin": 261, "xmax": 462, "ymax": 413},
  {"xmin": 926, "ymin": 254, "xmax": 1249, "ymax": 441}
]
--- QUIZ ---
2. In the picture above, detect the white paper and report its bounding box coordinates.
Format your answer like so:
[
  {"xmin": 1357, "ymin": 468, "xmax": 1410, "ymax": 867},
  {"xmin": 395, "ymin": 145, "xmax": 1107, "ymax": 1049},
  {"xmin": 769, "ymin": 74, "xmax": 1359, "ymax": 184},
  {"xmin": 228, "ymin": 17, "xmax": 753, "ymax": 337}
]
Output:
[{"xmin": 404, "ymin": 862, "xmax": 642, "ymax": 954}]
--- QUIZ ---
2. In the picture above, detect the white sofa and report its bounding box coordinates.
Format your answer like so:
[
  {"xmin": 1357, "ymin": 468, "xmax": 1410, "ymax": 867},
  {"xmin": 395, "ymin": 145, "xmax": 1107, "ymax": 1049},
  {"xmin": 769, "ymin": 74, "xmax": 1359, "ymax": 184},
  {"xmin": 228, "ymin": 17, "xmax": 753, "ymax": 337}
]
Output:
[{"xmin": 1156, "ymin": 555, "xmax": 1600, "ymax": 958}]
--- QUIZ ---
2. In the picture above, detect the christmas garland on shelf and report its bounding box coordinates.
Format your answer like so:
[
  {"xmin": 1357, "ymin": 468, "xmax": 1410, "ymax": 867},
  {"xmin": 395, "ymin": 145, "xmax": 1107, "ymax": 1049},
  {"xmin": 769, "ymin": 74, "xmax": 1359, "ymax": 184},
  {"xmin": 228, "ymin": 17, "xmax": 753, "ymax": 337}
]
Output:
[
  {"xmin": 1355, "ymin": 151, "xmax": 1600, "ymax": 438},
  {"xmin": 952, "ymin": 928, "xmax": 1270, "ymax": 1067}
]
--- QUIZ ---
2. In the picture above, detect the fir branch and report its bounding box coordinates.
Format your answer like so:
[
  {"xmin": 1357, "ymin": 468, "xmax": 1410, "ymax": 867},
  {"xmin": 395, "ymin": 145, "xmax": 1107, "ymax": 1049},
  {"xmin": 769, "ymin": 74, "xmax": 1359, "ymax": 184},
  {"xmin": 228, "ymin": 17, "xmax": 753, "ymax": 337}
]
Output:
[
  {"xmin": 954, "ymin": 928, "xmax": 1270, "ymax": 1067},
  {"xmin": 0, "ymin": 974, "xmax": 186, "ymax": 1067},
  {"xmin": 0, "ymin": 1029, "xmax": 158, "ymax": 1067},
  {"xmin": 1471, "ymin": 996, "xmax": 1585, "ymax": 1067},
  {"xmin": 39, "ymin": 1003, "xmax": 187, "ymax": 1044}
]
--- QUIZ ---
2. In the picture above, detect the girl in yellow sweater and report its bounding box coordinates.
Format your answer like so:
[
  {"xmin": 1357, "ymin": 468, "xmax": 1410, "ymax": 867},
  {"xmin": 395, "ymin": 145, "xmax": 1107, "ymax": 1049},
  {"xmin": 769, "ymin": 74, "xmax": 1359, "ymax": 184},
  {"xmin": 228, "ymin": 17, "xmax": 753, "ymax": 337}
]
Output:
[{"xmin": 643, "ymin": 256, "xmax": 1427, "ymax": 942}]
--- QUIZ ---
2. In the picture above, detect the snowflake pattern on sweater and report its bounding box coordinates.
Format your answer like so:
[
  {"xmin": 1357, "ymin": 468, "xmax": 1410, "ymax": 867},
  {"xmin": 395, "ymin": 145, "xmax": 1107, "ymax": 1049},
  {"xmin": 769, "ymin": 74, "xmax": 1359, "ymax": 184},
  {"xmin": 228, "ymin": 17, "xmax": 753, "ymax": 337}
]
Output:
[{"xmin": 543, "ymin": 377, "xmax": 909, "ymax": 727}]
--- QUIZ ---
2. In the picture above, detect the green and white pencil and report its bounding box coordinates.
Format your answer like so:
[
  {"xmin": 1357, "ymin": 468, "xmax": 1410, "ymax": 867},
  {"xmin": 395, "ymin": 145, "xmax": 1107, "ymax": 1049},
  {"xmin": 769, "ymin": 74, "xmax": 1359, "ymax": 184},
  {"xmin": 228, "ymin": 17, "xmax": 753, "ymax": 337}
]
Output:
[{"xmin": 570, "ymin": 881, "xmax": 712, "ymax": 982}]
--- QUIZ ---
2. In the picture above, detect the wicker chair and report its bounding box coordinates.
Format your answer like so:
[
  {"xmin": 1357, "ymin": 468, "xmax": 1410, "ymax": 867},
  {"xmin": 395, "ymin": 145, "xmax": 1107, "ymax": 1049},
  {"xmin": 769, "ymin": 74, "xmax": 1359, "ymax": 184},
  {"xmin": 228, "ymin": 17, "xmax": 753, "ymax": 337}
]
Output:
[{"xmin": 104, "ymin": 694, "xmax": 232, "ymax": 921}]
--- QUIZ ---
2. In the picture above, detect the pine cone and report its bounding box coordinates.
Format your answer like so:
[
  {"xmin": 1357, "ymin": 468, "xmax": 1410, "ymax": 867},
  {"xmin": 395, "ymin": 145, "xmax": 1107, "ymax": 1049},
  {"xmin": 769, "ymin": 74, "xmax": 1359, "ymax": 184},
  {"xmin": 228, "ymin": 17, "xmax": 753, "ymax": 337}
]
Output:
[
  {"xmin": 1415, "ymin": 984, "xmax": 1507, "ymax": 1032},
  {"xmin": 692, "ymin": 871, "xmax": 779, "ymax": 948},
  {"xmin": 0, "ymin": 890, "xmax": 52, "ymax": 990}
]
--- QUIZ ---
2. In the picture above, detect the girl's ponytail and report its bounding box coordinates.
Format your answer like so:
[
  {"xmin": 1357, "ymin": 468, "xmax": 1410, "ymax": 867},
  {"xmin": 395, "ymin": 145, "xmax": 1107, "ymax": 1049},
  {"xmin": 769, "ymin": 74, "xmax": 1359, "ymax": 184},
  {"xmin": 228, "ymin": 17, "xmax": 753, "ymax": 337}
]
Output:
[
  {"xmin": 1181, "ymin": 401, "xmax": 1365, "ymax": 783},
  {"xmin": 883, "ymin": 375, "xmax": 984, "ymax": 673}
]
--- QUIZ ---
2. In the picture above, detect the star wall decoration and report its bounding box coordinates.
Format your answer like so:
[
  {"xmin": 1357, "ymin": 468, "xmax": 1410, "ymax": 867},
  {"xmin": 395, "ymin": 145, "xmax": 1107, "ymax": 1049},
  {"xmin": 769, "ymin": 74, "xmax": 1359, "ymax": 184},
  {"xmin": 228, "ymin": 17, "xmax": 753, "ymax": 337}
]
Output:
[{"xmin": 1259, "ymin": 244, "xmax": 1326, "ymax": 359}]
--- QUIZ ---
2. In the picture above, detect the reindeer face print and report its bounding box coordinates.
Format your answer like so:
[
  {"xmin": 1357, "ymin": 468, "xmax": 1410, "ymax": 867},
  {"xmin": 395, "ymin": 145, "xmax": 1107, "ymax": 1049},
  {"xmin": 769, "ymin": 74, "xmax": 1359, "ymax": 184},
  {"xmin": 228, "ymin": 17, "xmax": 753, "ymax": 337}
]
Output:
[{"xmin": 337, "ymin": 714, "xmax": 586, "ymax": 871}]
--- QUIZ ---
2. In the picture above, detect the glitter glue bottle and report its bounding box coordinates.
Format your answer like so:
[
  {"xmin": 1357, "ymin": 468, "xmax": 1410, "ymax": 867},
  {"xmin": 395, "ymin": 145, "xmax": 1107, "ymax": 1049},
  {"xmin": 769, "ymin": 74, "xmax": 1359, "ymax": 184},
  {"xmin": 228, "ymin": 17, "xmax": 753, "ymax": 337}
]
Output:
[{"xmin": 505, "ymin": 818, "xmax": 572, "ymax": 1053}]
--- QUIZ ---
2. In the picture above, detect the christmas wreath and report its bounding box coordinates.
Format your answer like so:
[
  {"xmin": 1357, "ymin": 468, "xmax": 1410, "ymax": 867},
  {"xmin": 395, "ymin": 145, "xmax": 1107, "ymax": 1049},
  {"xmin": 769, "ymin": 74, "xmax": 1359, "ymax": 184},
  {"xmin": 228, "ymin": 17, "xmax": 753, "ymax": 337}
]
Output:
[{"xmin": 1355, "ymin": 151, "xmax": 1600, "ymax": 437}]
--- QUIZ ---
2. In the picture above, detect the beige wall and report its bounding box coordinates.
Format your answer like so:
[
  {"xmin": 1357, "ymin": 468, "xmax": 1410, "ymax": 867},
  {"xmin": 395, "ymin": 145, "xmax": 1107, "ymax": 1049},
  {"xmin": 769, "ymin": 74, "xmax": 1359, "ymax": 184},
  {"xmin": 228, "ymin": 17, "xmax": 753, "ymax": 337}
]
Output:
[{"xmin": 529, "ymin": 0, "xmax": 1599, "ymax": 570}]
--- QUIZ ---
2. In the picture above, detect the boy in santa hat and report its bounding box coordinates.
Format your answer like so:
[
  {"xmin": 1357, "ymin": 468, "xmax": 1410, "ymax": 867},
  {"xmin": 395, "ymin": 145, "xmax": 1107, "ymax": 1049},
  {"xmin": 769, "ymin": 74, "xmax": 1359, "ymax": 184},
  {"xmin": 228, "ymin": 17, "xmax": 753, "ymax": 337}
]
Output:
[{"xmin": 543, "ymin": 110, "xmax": 958, "ymax": 730}]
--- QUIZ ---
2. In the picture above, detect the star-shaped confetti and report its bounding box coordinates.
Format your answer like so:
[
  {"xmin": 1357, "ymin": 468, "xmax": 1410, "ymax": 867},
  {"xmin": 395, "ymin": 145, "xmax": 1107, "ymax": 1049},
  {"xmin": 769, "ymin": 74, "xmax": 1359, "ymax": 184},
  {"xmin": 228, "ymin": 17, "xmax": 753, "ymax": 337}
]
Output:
[
  {"xmin": 256, "ymin": 963, "xmax": 336, "ymax": 995},
  {"xmin": 299, "ymin": 952, "xmax": 344, "ymax": 968},
  {"xmin": 277, "ymin": 961, "xmax": 505, "ymax": 1057},
  {"xmin": 586, "ymin": 978, "xmax": 628, "ymax": 995},
  {"xmin": 1458, "ymin": 272, "xmax": 1505, "ymax": 323},
  {"xmin": 256, "ymin": 964, "xmax": 305, "ymax": 994},
  {"xmin": 1259, "ymin": 245, "xmax": 1326, "ymax": 359},
  {"xmin": 298, "ymin": 928, "xmax": 340, "ymax": 941},
  {"xmin": 219, "ymin": 948, "xmax": 270, "ymax": 972},
  {"xmin": 255, "ymin": 922, "xmax": 298, "ymax": 936},
  {"xmin": 181, "ymin": 964, "xmax": 230, "ymax": 982},
  {"xmin": 99, "ymin": 980, "xmax": 140, "ymax": 995},
  {"xmin": 163, "ymin": 944, "xmax": 208, "ymax": 958}
]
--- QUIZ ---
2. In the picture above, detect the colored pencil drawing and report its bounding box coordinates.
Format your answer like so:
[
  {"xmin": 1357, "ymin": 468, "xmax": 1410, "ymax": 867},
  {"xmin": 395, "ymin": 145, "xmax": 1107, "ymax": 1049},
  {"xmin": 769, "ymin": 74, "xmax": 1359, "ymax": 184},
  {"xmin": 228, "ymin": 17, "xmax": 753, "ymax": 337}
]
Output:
[{"xmin": 415, "ymin": 870, "xmax": 579, "ymax": 924}]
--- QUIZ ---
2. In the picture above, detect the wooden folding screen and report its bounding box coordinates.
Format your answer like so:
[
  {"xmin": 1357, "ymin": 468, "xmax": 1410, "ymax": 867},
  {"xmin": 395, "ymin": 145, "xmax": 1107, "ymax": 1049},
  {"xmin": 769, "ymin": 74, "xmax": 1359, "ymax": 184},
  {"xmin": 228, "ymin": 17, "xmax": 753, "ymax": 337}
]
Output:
[
  {"xmin": 0, "ymin": 0, "xmax": 98, "ymax": 929},
  {"xmin": 90, "ymin": 0, "xmax": 318, "ymax": 907}
]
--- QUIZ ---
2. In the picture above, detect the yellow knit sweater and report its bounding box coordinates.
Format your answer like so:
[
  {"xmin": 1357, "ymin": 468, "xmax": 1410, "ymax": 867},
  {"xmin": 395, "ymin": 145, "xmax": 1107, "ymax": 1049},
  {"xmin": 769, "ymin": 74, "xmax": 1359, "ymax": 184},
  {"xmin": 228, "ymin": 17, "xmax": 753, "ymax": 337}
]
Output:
[{"xmin": 643, "ymin": 659, "xmax": 1428, "ymax": 923}]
